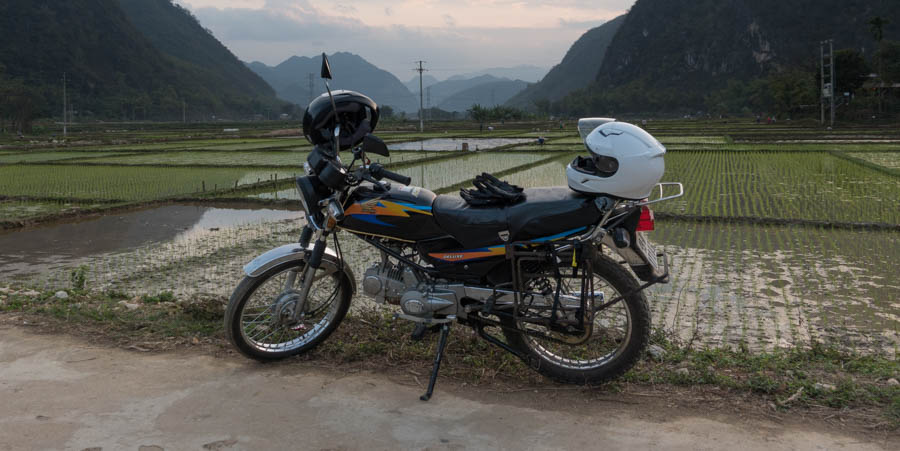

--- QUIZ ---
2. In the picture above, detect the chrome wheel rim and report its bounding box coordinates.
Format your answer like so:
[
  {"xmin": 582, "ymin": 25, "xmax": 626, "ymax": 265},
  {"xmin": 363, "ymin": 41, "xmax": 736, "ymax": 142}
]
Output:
[
  {"xmin": 239, "ymin": 266, "xmax": 343, "ymax": 353},
  {"xmin": 519, "ymin": 274, "xmax": 633, "ymax": 370}
]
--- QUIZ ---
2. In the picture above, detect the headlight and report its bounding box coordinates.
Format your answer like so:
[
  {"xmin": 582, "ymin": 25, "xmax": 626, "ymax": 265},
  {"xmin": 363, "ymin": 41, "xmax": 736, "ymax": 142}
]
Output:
[{"xmin": 295, "ymin": 176, "xmax": 326, "ymax": 228}]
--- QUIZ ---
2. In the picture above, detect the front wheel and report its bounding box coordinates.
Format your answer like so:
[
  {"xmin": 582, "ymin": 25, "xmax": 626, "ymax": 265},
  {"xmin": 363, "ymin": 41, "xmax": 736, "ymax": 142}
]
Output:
[
  {"xmin": 225, "ymin": 259, "xmax": 351, "ymax": 361},
  {"xmin": 502, "ymin": 253, "xmax": 650, "ymax": 384}
]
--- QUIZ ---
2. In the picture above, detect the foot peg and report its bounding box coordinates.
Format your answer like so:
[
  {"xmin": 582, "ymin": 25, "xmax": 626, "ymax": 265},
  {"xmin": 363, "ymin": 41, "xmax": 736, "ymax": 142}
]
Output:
[{"xmin": 420, "ymin": 323, "xmax": 451, "ymax": 401}]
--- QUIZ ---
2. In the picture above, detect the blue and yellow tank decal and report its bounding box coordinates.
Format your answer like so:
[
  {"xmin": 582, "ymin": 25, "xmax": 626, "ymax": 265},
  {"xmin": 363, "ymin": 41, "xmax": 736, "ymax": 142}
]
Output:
[
  {"xmin": 427, "ymin": 226, "xmax": 588, "ymax": 262},
  {"xmin": 344, "ymin": 199, "xmax": 432, "ymax": 227}
]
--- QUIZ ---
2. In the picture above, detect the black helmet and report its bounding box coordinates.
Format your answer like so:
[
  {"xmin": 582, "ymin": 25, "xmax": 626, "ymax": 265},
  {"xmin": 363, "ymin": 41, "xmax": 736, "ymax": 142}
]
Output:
[{"xmin": 303, "ymin": 90, "xmax": 379, "ymax": 150}]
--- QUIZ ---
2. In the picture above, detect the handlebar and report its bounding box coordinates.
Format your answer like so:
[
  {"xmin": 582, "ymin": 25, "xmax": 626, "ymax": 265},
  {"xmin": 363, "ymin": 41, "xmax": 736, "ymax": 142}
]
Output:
[{"xmin": 368, "ymin": 163, "xmax": 412, "ymax": 185}]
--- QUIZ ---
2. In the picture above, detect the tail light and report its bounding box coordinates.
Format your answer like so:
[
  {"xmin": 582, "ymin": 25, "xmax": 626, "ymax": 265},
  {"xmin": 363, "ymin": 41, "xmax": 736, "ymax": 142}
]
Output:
[{"xmin": 636, "ymin": 205, "xmax": 655, "ymax": 232}]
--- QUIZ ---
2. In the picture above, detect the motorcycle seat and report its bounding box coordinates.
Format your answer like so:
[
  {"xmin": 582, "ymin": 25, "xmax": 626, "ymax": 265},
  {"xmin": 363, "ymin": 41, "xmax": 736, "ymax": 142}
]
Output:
[{"xmin": 432, "ymin": 187, "xmax": 603, "ymax": 249}]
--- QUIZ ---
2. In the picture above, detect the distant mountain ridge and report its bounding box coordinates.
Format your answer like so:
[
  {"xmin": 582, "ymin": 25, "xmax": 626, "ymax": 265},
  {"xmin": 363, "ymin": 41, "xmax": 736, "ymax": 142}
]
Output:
[
  {"xmin": 404, "ymin": 75, "xmax": 440, "ymax": 94},
  {"xmin": 506, "ymin": 15, "xmax": 625, "ymax": 109},
  {"xmin": 249, "ymin": 53, "xmax": 418, "ymax": 113},
  {"xmin": 457, "ymin": 65, "xmax": 548, "ymax": 83},
  {"xmin": 439, "ymin": 80, "xmax": 530, "ymax": 112}
]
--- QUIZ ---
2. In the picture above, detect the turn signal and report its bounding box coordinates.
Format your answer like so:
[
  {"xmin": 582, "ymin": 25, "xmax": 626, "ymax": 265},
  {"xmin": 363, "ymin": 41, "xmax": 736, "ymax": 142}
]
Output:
[{"xmin": 636, "ymin": 205, "xmax": 655, "ymax": 232}]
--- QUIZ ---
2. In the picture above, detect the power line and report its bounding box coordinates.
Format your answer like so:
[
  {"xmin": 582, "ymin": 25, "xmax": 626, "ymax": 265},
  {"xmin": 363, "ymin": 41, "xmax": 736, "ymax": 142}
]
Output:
[{"xmin": 413, "ymin": 60, "xmax": 427, "ymax": 132}]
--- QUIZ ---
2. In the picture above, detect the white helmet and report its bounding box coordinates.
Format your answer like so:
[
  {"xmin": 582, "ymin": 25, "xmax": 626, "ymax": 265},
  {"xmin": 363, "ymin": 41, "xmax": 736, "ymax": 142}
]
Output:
[{"xmin": 566, "ymin": 121, "xmax": 665, "ymax": 200}]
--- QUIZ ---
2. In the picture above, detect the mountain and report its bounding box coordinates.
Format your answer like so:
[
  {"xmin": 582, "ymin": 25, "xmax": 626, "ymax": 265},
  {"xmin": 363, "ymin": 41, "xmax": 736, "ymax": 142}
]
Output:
[
  {"xmin": 248, "ymin": 53, "xmax": 418, "ymax": 113},
  {"xmin": 116, "ymin": 0, "xmax": 275, "ymax": 101},
  {"xmin": 506, "ymin": 15, "xmax": 625, "ymax": 109},
  {"xmin": 425, "ymin": 75, "xmax": 508, "ymax": 107},
  {"xmin": 438, "ymin": 80, "xmax": 530, "ymax": 112},
  {"xmin": 404, "ymin": 75, "xmax": 440, "ymax": 94},
  {"xmin": 457, "ymin": 65, "xmax": 549, "ymax": 83},
  {"xmin": 0, "ymin": 0, "xmax": 282, "ymax": 123},
  {"xmin": 564, "ymin": 0, "xmax": 900, "ymax": 113}
]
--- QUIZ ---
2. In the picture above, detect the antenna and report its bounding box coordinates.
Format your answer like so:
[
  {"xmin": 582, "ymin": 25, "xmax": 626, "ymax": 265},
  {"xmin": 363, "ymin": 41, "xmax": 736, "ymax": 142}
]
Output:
[{"xmin": 414, "ymin": 61, "xmax": 427, "ymax": 132}]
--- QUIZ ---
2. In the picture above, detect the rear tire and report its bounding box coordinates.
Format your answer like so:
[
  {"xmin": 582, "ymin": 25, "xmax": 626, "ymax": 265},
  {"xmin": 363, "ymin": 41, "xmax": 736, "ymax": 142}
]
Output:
[
  {"xmin": 225, "ymin": 260, "xmax": 351, "ymax": 361},
  {"xmin": 502, "ymin": 253, "xmax": 650, "ymax": 384}
]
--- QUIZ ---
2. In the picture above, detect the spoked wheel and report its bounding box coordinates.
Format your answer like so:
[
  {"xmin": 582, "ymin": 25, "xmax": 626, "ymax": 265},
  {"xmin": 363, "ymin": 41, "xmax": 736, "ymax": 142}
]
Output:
[
  {"xmin": 502, "ymin": 253, "xmax": 650, "ymax": 384},
  {"xmin": 225, "ymin": 260, "xmax": 351, "ymax": 361}
]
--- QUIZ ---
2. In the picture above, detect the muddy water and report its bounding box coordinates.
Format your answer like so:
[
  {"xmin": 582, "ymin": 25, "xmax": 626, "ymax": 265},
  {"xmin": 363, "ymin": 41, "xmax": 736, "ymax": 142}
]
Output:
[
  {"xmin": 389, "ymin": 138, "xmax": 533, "ymax": 151},
  {"xmin": 0, "ymin": 204, "xmax": 301, "ymax": 277}
]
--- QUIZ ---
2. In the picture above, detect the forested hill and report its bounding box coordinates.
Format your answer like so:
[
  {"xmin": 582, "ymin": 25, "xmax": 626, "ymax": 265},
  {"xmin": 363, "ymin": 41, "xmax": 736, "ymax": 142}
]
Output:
[
  {"xmin": 0, "ymin": 0, "xmax": 282, "ymax": 124},
  {"xmin": 505, "ymin": 15, "xmax": 625, "ymax": 110},
  {"xmin": 557, "ymin": 0, "xmax": 900, "ymax": 115},
  {"xmin": 116, "ymin": 0, "xmax": 275, "ymax": 102}
]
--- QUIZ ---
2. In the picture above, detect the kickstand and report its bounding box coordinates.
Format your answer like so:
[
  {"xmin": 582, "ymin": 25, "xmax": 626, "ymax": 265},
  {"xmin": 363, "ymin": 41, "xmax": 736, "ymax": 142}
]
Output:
[{"xmin": 420, "ymin": 323, "xmax": 451, "ymax": 401}]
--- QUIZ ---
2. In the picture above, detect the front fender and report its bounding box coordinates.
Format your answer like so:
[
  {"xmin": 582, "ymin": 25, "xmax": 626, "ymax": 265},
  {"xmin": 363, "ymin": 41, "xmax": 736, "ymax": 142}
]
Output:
[{"xmin": 243, "ymin": 243, "xmax": 357, "ymax": 294}]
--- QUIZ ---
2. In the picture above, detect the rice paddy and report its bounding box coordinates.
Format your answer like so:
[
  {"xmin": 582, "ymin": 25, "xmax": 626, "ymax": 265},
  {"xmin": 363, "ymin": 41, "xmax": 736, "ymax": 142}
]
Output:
[{"xmin": 1, "ymin": 119, "xmax": 898, "ymax": 356}]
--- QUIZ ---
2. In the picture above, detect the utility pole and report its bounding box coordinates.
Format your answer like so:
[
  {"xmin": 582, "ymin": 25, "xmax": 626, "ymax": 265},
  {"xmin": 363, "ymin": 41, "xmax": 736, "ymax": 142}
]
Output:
[
  {"xmin": 308, "ymin": 73, "xmax": 315, "ymax": 104},
  {"xmin": 62, "ymin": 72, "xmax": 67, "ymax": 137},
  {"xmin": 182, "ymin": 100, "xmax": 186, "ymax": 124},
  {"xmin": 414, "ymin": 61, "xmax": 427, "ymax": 132},
  {"xmin": 829, "ymin": 39, "xmax": 835, "ymax": 127},
  {"xmin": 820, "ymin": 39, "xmax": 835, "ymax": 127}
]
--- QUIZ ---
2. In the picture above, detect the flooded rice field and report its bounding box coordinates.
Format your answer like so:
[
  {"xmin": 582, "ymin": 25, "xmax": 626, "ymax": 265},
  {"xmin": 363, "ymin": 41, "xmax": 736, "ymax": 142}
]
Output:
[
  {"xmin": 388, "ymin": 137, "xmax": 534, "ymax": 151},
  {"xmin": 4, "ymin": 212, "xmax": 896, "ymax": 357},
  {"xmin": 2, "ymin": 126, "xmax": 899, "ymax": 358}
]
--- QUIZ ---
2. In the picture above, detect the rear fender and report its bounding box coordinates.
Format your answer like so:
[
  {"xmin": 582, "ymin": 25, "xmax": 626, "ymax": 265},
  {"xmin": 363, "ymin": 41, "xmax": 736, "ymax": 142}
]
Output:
[{"xmin": 243, "ymin": 243, "xmax": 357, "ymax": 294}]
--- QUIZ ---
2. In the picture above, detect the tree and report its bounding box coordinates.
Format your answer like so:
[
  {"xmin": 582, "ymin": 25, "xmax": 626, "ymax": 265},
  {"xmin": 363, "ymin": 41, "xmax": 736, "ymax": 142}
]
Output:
[
  {"xmin": 467, "ymin": 104, "xmax": 489, "ymax": 130},
  {"xmin": 869, "ymin": 16, "xmax": 889, "ymax": 43},
  {"xmin": 834, "ymin": 49, "xmax": 870, "ymax": 96}
]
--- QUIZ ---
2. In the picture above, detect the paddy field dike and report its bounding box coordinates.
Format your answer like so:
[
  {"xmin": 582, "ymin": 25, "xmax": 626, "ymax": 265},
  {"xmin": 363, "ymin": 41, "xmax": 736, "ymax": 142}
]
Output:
[{"xmin": 1, "ymin": 119, "xmax": 898, "ymax": 357}]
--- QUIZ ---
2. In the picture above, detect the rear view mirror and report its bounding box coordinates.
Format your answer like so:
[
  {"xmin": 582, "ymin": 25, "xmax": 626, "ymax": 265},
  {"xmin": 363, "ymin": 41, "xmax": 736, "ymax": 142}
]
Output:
[
  {"xmin": 362, "ymin": 134, "xmax": 389, "ymax": 157},
  {"xmin": 320, "ymin": 52, "xmax": 333, "ymax": 79}
]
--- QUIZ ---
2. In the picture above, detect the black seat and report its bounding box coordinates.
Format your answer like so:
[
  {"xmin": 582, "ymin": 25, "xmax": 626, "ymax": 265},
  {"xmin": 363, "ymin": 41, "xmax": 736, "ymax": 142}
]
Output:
[{"xmin": 432, "ymin": 187, "xmax": 602, "ymax": 249}]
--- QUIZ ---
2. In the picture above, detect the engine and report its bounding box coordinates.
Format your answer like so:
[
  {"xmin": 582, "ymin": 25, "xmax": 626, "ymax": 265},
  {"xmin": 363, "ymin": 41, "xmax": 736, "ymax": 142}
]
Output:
[{"xmin": 362, "ymin": 261, "xmax": 457, "ymax": 317}]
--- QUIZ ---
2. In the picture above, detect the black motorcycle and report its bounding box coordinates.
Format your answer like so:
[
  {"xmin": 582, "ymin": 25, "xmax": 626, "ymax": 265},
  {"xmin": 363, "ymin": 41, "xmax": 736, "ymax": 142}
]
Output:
[{"xmin": 225, "ymin": 55, "xmax": 683, "ymax": 400}]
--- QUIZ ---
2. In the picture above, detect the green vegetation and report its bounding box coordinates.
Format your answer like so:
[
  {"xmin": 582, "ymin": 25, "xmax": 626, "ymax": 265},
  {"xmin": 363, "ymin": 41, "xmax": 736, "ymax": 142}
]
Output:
[
  {"xmin": 0, "ymin": 0, "xmax": 283, "ymax": 131},
  {"xmin": 658, "ymin": 151, "xmax": 900, "ymax": 224},
  {"xmin": 0, "ymin": 165, "xmax": 300, "ymax": 201},
  {"xmin": 548, "ymin": 0, "xmax": 899, "ymax": 118}
]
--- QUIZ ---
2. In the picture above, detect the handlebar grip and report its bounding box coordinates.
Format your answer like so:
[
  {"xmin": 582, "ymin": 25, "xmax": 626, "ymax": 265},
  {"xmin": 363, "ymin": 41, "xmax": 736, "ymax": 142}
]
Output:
[
  {"xmin": 370, "ymin": 163, "xmax": 412, "ymax": 185},
  {"xmin": 379, "ymin": 168, "xmax": 412, "ymax": 185}
]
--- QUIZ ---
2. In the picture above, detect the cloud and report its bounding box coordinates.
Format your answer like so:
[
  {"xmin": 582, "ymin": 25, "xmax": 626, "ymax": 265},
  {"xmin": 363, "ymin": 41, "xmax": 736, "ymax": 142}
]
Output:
[
  {"xmin": 442, "ymin": 14, "xmax": 457, "ymax": 27},
  {"xmin": 182, "ymin": 1, "xmax": 635, "ymax": 78}
]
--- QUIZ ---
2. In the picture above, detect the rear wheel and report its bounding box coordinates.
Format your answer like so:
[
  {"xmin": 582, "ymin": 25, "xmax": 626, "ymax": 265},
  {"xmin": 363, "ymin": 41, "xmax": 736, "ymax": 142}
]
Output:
[
  {"xmin": 225, "ymin": 260, "xmax": 351, "ymax": 361},
  {"xmin": 502, "ymin": 253, "xmax": 650, "ymax": 384}
]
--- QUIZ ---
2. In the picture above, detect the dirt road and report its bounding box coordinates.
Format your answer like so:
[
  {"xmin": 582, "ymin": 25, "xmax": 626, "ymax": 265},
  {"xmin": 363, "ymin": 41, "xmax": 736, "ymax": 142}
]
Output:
[{"xmin": 0, "ymin": 326, "xmax": 890, "ymax": 450}]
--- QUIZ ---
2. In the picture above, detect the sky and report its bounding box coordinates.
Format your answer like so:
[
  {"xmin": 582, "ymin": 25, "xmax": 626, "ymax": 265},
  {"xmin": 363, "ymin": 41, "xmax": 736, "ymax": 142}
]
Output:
[{"xmin": 175, "ymin": 0, "xmax": 635, "ymax": 81}]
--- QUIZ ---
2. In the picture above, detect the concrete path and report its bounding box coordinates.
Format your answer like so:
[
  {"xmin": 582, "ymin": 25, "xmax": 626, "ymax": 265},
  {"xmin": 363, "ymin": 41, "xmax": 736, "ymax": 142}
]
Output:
[{"xmin": 0, "ymin": 326, "xmax": 889, "ymax": 450}]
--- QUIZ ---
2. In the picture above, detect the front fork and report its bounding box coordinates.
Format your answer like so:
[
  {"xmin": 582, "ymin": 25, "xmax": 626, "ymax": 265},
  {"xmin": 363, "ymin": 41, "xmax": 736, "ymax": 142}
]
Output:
[{"xmin": 287, "ymin": 225, "xmax": 328, "ymax": 322}]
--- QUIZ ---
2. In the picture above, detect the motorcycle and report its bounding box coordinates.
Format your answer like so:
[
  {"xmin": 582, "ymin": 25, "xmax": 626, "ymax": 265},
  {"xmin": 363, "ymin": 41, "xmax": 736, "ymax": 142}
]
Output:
[{"xmin": 225, "ymin": 54, "xmax": 683, "ymax": 400}]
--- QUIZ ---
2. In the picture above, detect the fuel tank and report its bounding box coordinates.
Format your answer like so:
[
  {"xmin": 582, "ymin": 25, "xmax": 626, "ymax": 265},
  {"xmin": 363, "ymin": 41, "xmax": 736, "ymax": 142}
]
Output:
[{"xmin": 340, "ymin": 184, "xmax": 445, "ymax": 242}]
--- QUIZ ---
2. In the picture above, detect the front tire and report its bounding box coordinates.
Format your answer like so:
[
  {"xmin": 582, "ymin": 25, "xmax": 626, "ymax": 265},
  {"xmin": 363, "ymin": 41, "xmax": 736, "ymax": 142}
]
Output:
[
  {"xmin": 225, "ymin": 260, "xmax": 351, "ymax": 361},
  {"xmin": 502, "ymin": 253, "xmax": 650, "ymax": 384}
]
